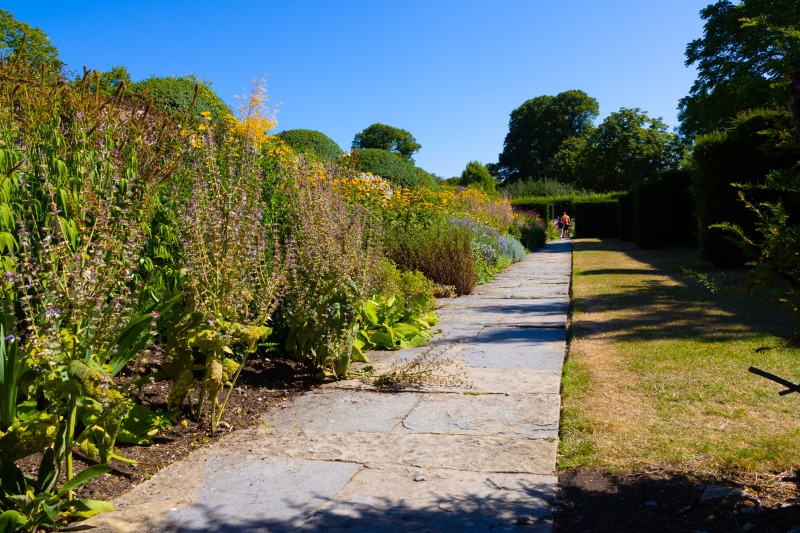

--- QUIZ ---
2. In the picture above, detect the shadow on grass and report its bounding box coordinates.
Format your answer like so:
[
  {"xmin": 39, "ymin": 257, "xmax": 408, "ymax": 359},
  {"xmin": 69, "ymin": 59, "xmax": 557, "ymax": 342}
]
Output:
[
  {"xmin": 554, "ymin": 467, "xmax": 800, "ymax": 533},
  {"xmin": 572, "ymin": 239, "xmax": 797, "ymax": 345}
]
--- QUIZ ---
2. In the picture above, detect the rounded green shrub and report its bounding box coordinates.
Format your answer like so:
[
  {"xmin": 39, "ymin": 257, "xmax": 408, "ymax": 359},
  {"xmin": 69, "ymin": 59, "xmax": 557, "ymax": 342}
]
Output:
[
  {"xmin": 130, "ymin": 75, "xmax": 230, "ymax": 122},
  {"xmin": 354, "ymin": 148, "xmax": 419, "ymax": 189},
  {"xmin": 280, "ymin": 129, "xmax": 343, "ymax": 161}
]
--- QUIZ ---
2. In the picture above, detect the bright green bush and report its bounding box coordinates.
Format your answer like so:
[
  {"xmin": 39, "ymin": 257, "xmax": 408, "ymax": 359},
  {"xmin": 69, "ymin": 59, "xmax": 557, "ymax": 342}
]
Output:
[
  {"xmin": 279, "ymin": 129, "xmax": 343, "ymax": 161},
  {"xmin": 129, "ymin": 75, "xmax": 230, "ymax": 122},
  {"xmin": 459, "ymin": 161, "xmax": 497, "ymax": 195},
  {"xmin": 354, "ymin": 148, "xmax": 419, "ymax": 189}
]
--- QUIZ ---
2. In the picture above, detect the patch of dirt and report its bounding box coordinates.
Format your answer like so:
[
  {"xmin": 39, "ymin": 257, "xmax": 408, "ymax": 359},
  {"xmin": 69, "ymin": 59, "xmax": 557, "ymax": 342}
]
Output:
[
  {"xmin": 554, "ymin": 467, "xmax": 800, "ymax": 532},
  {"xmin": 15, "ymin": 356, "xmax": 309, "ymax": 503}
]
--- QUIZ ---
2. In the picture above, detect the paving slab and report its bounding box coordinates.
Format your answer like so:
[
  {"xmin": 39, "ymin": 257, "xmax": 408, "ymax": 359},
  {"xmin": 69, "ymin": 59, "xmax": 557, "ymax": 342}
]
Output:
[
  {"xmin": 264, "ymin": 389, "xmax": 420, "ymax": 433},
  {"xmin": 224, "ymin": 428, "xmax": 557, "ymax": 474},
  {"xmin": 298, "ymin": 464, "xmax": 556, "ymax": 532},
  {"xmin": 399, "ymin": 392, "xmax": 560, "ymax": 439},
  {"xmin": 168, "ymin": 455, "xmax": 360, "ymax": 532}
]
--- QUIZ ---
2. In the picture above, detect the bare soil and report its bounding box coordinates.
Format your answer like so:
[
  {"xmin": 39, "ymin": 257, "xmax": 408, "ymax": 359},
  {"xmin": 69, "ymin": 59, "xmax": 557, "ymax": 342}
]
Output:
[{"xmin": 555, "ymin": 467, "xmax": 800, "ymax": 532}]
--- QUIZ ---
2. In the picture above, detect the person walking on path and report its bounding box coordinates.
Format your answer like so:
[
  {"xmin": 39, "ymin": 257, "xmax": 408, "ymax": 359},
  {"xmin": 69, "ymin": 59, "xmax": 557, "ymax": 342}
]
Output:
[{"xmin": 560, "ymin": 212, "xmax": 571, "ymax": 238}]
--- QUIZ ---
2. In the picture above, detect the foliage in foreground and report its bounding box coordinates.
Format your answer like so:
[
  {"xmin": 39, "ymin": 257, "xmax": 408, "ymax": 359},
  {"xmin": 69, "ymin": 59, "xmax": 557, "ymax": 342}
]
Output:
[{"xmin": 0, "ymin": 50, "xmax": 186, "ymax": 528}]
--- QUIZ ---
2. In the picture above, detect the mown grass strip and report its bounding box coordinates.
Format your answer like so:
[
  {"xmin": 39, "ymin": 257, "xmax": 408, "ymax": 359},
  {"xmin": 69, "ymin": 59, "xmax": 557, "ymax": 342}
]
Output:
[{"xmin": 559, "ymin": 239, "xmax": 800, "ymax": 476}]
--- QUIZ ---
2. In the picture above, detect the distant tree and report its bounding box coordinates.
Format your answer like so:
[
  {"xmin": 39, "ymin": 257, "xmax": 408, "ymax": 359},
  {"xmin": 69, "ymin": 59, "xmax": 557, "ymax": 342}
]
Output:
[
  {"xmin": 354, "ymin": 148, "xmax": 419, "ymax": 189},
  {"xmin": 497, "ymin": 90, "xmax": 599, "ymax": 183},
  {"xmin": 129, "ymin": 75, "xmax": 230, "ymax": 122},
  {"xmin": 352, "ymin": 123, "xmax": 421, "ymax": 161},
  {"xmin": 559, "ymin": 108, "xmax": 685, "ymax": 192},
  {"xmin": 0, "ymin": 9, "xmax": 60, "ymax": 69},
  {"xmin": 280, "ymin": 129, "xmax": 343, "ymax": 161},
  {"xmin": 85, "ymin": 65, "xmax": 132, "ymax": 95},
  {"xmin": 459, "ymin": 161, "xmax": 497, "ymax": 195},
  {"xmin": 678, "ymin": 0, "xmax": 800, "ymax": 139}
]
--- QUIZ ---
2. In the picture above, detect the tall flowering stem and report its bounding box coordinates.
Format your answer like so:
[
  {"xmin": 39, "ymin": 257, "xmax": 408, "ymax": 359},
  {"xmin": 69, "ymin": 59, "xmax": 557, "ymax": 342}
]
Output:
[
  {"xmin": 171, "ymin": 81, "xmax": 287, "ymax": 430},
  {"xmin": 281, "ymin": 161, "xmax": 385, "ymax": 378}
]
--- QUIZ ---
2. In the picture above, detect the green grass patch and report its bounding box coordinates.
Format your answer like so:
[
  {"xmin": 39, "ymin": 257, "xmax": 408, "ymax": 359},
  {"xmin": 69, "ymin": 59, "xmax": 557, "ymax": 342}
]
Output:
[{"xmin": 559, "ymin": 239, "xmax": 800, "ymax": 476}]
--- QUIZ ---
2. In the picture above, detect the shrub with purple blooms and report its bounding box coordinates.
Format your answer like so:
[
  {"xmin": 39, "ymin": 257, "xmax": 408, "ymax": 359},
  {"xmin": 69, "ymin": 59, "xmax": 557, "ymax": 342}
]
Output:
[{"xmin": 279, "ymin": 161, "xmax": 385, "ymax": 378}]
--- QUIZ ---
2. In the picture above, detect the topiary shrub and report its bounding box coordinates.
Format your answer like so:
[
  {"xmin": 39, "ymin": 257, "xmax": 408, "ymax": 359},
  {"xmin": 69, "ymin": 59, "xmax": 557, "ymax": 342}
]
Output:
[
  {"xmin": 129, "ymin": 75, "xmax": 230, "ymax": 123},
  {"xmin": 353, "ymin": 148, "xmax": 419, "ymax": 189},
  {"xmin": 415, "ymin": 167, "xmax": 441, "ymax": 190},
  {"xmin": 279, "ymin": 129, "xmax": 343, "ymax": 161}
]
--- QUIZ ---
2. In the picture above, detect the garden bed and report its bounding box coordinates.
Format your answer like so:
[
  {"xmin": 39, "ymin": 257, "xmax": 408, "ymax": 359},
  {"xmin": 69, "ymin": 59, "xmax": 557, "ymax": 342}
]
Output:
[{"xmin": 15, "ymin": 356, "xmax": 306, "ymax": 503}]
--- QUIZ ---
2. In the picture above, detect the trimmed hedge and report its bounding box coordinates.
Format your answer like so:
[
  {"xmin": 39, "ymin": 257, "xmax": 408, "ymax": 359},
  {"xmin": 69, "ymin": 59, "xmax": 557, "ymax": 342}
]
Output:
[
  {"xmin": 631, "ymin": 170, "xmax": 695, "ymax": 249},
  {"xmin": 617, "ymin": 192, "xmax": 634, "ymax": 241},
  {"xmin": 573, "ymin": 200, "xmax": 618, "ymax": 238},
  {"xmin": 691, "ymin": 109, "xmax": 800, "ymax": 266}
]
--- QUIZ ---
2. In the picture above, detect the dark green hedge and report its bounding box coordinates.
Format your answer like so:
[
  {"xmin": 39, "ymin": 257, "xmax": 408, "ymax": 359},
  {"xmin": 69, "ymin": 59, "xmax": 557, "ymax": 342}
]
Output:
[
  {"xmin": 573, "ymin": 200, "xmax": 618, "ymax": 238},
  {"xmin": 691, "ymin": 109, "xmax": 800, "ymax": 266},
  {"xmin": 617, "ymin": 193, "xmax": 634, "ymax": 241},
  {"xmin": 510, "ymin": 197, "xmax": 552, "ymax": 221},
  {"xmin": 631, "ymin": 170, "xmax": 695, "ymax": 249}
]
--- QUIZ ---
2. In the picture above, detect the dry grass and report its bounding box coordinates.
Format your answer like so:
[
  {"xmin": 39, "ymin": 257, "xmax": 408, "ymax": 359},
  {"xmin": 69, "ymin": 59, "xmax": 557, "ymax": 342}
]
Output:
[{"xmin": 560, "ymin": 239, "xmax": 800, "ymax": 481}]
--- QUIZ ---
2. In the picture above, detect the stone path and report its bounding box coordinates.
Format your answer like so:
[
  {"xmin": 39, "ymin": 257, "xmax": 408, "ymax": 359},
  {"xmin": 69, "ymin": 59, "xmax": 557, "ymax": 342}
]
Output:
[{"xmin": 87, "ymin": 240, "xmax": 572, "ymax": 532}]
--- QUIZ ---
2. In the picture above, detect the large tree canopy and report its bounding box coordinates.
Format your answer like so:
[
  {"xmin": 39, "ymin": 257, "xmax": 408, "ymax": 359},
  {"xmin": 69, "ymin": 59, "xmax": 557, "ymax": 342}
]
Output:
[
  {"xmin": 0, "ymin": 9, "xmax": 60, "ymax": 69},
  {"xmin": 556, "ymin": 108, "xmax": 685, "ymax": 192},
  {"xmin": 497, "ymin": 90, "xmax": 599, "ymax": 183},
  {"xmin": 352, "ymin": 123, "xmax": 421, "ymax": 161},
  {"xmin": 678, "ymin": 0, "xmax": 800, "ymax": 139}
]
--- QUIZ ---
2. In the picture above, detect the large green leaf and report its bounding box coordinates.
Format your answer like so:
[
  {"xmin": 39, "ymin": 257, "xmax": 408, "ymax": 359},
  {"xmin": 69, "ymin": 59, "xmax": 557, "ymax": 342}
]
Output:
[
  {"xmin": 0, "ymin": 510, "xmax": 27, "ymax": 533},
  {"xmin": 66, "ymin": 498, "xmax": 114, "ymax": 518},
  {"xmin": 369, "ymin": 330, "xmax": 396, "ymax": 350},
  {"xmin": 56, "ymin": 465, "xmax": 111, "ymax": 497}
]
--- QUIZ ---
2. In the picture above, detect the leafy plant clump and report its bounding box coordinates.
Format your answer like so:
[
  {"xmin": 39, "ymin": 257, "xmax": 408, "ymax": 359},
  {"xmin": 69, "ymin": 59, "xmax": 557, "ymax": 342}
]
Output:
[
  {"xmin": 353, "ymin": 268, "xmax": 439, "ymax": 356},
  {"xmin": 165, "ymin": 82, "xmax": 288, "ymax": 431}
]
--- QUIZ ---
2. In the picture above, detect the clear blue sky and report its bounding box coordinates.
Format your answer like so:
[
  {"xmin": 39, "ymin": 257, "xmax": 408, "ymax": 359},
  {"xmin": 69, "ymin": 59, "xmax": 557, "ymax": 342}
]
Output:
[{"xmin": 7, "ymin": 1, "xmax": 708, "ymax": 179}]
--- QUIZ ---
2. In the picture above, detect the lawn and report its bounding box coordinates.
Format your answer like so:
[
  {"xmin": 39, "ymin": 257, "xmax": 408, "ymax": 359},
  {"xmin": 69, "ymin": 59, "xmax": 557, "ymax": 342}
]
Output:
[{"xmin": 560, "ymin": 238, "xmax": 800, "ymax": 478}]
